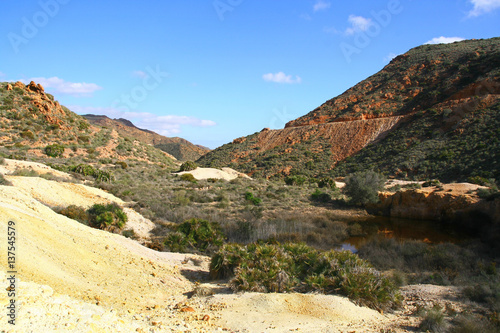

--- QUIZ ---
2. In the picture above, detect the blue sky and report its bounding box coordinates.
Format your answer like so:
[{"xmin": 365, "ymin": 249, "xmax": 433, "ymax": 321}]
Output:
[{"xmin": 1, "ymin": 0, "xmax": 499, "ymax": 148}]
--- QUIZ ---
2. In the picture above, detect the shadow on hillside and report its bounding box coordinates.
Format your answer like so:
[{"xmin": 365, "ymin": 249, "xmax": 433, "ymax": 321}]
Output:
[{"xmin": 179, "ymin": 268, "xmax": 210, "ymax": 282}]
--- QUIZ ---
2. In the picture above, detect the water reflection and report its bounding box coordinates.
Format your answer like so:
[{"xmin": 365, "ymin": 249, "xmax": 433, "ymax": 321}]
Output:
[{"xmin": 336, "ymin": 216, "xmax": 470, "ymax": 253}]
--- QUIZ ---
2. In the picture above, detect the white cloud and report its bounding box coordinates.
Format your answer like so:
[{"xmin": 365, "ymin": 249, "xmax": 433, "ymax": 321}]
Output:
[
  {"xmin": 131, "ymin": 70, "xmax": 148, "ymax": 79},
  {"xmin": 69, "ymin": 105, "xmax": 216, "ymax": 136},
  {"xmin": 345, "ymin": 15, "xmax": 373, "ymax": 35},
  {"xmin": 262, "ymin": 72, "xmax": 302, "ymax": 84},
  {"xmin": 20, "ymin": 77, "xmax": 102, "ymax": 97},
  {"xmin": 313, "ymin": 0, "xmax": 331, "ymax": 12},
  {"xmin": 468, "ymin": 0, "xmax": 500, "ymax": 17},
  {"xmin": 425, "ymin": 36, "xmax": 465, "ymax": 45},
  {"xmin": 383, "ymin": 53, "xmax": 398, "ymax": 63}
]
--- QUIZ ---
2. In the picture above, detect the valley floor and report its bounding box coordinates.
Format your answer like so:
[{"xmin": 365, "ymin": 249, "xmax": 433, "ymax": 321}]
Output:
[{"xmin": 0, "ymin": 161, "xmax": 494, "ymax": 332}]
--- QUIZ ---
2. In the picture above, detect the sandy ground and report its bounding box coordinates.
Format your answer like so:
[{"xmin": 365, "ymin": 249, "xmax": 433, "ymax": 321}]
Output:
[
  {"xmin": 0, "ymin": 170, "xmax": 477, "ymax": 332},
  {"xmin": 176, "ymin": 167, "xmax": 251, "ymax": 181},
  {"xmin": 0, "ymin": 158, "xmax": 73, "ymax": 180}
]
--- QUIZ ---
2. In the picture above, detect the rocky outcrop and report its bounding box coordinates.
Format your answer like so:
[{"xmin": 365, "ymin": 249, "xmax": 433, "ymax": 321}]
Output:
[
  {"xmin": 27, "ymin": 80, "xmax": 44, "ymax": 93},
  {"xmin": 368, "ymin": 184, "xmax": 500, "ymax": 241}
]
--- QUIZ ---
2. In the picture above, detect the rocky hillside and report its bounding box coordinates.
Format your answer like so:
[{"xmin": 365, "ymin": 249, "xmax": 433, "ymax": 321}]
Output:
[
  {"xmin": 198, "ymin": 38, "xmax": 500, "ymax": 181},
  {"xmin": 84, "ymin": 114, "xmax": 210, "ymax": 161},
  {"xmin": 0, "ymin": 81, "xmax": 176, "ymax": 165}
]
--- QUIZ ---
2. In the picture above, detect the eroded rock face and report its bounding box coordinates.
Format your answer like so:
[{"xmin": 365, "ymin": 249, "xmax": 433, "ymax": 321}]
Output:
[
  {"xmin": 368, "ymin": 185, "xmax": 500, "ymax": 241},
  {"xmin": 372, "ymin": 189, "xmax": 480, "ymax": 221}
]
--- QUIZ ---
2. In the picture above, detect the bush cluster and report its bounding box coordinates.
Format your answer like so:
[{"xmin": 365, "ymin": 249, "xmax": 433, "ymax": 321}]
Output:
[
  {"xmin": 164, "ymin": 218, "xmax": 225, "ymax": 253},
  {"xmin": 343, "ymin": 170, "xmax": 385, "ymax": 205},
  {"xmin": 244, "ymin": 191, "xmax": 262, "ymax": 206},
  {"xmin": 310, "ymin": 189, "xmax": 331, "ymax": 203},
  {"xmin": 180, "ymin": 161, "xmax": 198, "ymax": 172},
  {"xmin": 210, "ymin": 242, "xmax": 400, "ymax": 310},
  {"xmin": 69, "ymin": 164, "xmax": 112, "ymax": 182},
  {"xmin": 56, "ymin": 203, "xmax": 127, "ymax": 232},
  {"xmin": 284, "ymin": 175, "xmax": 307, "ymax": 186},
  {"xmin": 180, "ymin": 173, "xmax": 197, "ymax": 183},
  {"xmin": 56, "ymin": 205, "xmax": 89, "ymax": 225},
  {"xmin": 44, "ymin": 144, "xmax": 65, "ymax": 157},
  {"xmin": 87, "ymin": 203, "xmax": 128, "ymax": 230}
]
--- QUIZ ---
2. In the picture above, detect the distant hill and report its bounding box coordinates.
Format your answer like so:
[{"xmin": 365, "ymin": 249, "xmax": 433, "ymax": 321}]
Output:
[
  {"xmin": 0, "ymin": 81, "xmax": 176, "ymax": 166},
  {"xmin": 83, "ymin": 114, "xmax": 210, "ymax": 161},
  {"xmin": 198, "ymin": 37, "xmax": 500, "ymax": 182}
]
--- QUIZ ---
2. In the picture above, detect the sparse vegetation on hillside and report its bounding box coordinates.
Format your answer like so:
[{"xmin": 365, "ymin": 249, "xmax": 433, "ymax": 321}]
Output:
[
  {"xmin": 0, "ymin": 82, "xmax": 177, "ymax": 166},
  {"xmin": 198, "ymin": 38, "xmax": 500, "ymax": 182}
]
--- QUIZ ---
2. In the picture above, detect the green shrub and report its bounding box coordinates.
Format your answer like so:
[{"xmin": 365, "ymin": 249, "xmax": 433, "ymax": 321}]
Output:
[
  {"xmin": 180, "ymin": 161, "xmax": 198, "ymax": 172},
  {"xmin": 44, "ymin": 144, "xmax": 65, "ymax": 157},
  {"xmin": 210, "ymin": 242, "xmax": 400, "ymax": 310},
  {"xmin": 180, "ymin": 173, "xmax": 197, "ymax": 183},
  {"xmin": 310, "ymin": 189, "xmax": 331, "ymax": 203},
  {"xmin": 20, "ymin": 130, "xmax": 35, "ymax": 140},
  {"xmin": 122, "ymin": 229, "xmax": 136, "ymax": 239},
  {"xmin": 78, "ymin": 121, "xmax": 89, "ymax": 130},
  {"xmin": 284, "ymin": 175, "xmax": 307, "ymax": 186},
  {"xmin": 73, "ymin": 164, "xmax": 96, "ymax": 176},
  {"xmin": 477, "ymin": 188, "xmax": 500, "ymax": 200},
  {"xmin": 56, "ymin": 205, "xmax": 88, "ymax": 225},
  {"xmin": 69, "ymin": 164, "xmax": 111, "ymax": 182},
  {"xmin": 93, "ymin": 169, "xmax": 112, "ymax": 182},
  {"xmin": 164, "ymin": 218, "xmax": 225, "ymax": 253},
  {"xmin": 115, "ymin": 161, "xmax": 128, "ymax": 169},
  {"xmin": 164, "ymin": 232, "xmax": 188, "ymax": 252},
  {"xmin": 245, "ymin": 191, "xmax": 262, "ymax": 206},
  {"xmin": 87, "ymin": 203, "xmax": 127, "ymax": 230},
  {"xmin": 318, "ymin": 177, "xmax": 336, "ymax": 189},
  {"xmin": 422, "ymin": 179, "xmax": 441, "ymax": 187},
  {"xmin": 419, "ymin": 305, "xmax": 447, "ymax": 333},
  {"xmin": 343, "ymin": 170, "xmax": 385, "ymax": 205},
  {"xmin": 467, "ymin": 176, "xmax": 494, "ymax": 187},
  {"xmin": 78, "ymin": 135, "xmax": 90, "ymax": 143}
]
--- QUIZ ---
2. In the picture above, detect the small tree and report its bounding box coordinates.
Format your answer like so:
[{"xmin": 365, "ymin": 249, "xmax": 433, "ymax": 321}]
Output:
[
  {"xmin": 87, "ymin": 203, "xmax": 127, "ymax": 230},
  {"xmin": 343, "ymin": 170, "xmax": 385, "ymax": 205},
  {"xmin": 44, "ymin": 144, "xmax": 64, "ymax": 157},
  {"xmin": 180, "ymin": 161, "xmax": 198, "ymax": 172}
]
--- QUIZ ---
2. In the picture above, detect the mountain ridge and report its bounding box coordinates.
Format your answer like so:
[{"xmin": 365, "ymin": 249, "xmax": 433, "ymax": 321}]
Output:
[
  {"xmin": 197, "ymin": 37, "xmax": 500, "ymax": 181},
  {"xmin": 83, "ymin": 114, "xmax": 210, "ymax": 161}
]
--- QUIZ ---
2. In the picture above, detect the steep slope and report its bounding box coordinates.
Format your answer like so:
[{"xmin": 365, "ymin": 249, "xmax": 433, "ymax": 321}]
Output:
[
  {"xmin": 0, "ymin": 81, "xmax": 176, "ymax": 166},
  {"xmin": 84, "ymin": 114, "xmax": 210, "ymax": 161},
  {"xmin": 198, "ymin": 38, "xmax": 500, "ymax": 181}
]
